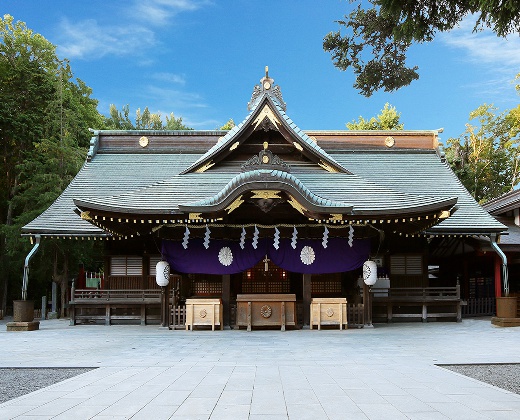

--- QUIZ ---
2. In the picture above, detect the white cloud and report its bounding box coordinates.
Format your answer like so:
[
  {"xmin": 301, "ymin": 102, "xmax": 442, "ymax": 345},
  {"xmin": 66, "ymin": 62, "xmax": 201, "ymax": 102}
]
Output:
[
  {"xmin": 441, "ymin": 17, "xmax": 520, "ymax": 71},
  {"xmin": 56, "ymin": 0, "xmax": 209, "ymax": 59},
  {"xmin": 143, "ymin": 85, "xmax": 208, "ymax": 110},
  {"xmin": 152, "ymin": 72, "xmax": 187, "ymax": 85},
  {"xmin": 58, "ymin": 18, "xmax": 156, "ymax": 59},
  {"xmin": 129, "ymin": 0, "xmax": 210, "ymax": 26}
]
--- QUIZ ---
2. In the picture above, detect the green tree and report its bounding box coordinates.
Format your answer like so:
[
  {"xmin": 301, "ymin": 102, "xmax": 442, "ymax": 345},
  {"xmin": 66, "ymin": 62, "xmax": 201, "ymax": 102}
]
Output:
[
  {"xmin": 445, "ymin": 103, "xmax": 520, "ymax": 203},
  {"xmin": 219, "ymin": 119, "xmax": 235, "ymax": 130},
  {"xmin": 346, "ymin": 103, "xmax": 404, "ymax": 130},
  {"xmin": 324, "ymin": 1, "xmax": 520, "ymax": 96},
  {"xmin": 0, "ymin": 15, "xmax": 104, "ymax": 313},
  {"xmin": 105, "ymin": 105, "xmax": 192, "ymax": 130}
]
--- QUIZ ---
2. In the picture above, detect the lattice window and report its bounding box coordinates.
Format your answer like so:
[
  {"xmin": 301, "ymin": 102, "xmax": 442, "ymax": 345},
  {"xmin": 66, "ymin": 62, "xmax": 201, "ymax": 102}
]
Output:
[
  {"xmin": 189, "ymin": 274, "xmax": 222, "ymax": 296},
  {"xmin": 390, "ymin": 255, "xmax": 423, "ymax": 275},
  {"xmin": 110, "ymin": 256, "xmax": 143, "ymax": 276},
  {"xmin": 241, "ymin": 258, "xmax": 289, "ymax": 293},
  {"xmin": 148, "ymin": 256, "xmax": 162, "ymax": 276},
  {"xmin": 311, "ymin": 273, "xmax": 342, "ymax": 295},
  {"xmin": 242, "ymin": 281, "xmax": 290, "ymax": 294},
  {"xmin": 311, "ymin": 281, "xmax": 342, "ymax": 294}
]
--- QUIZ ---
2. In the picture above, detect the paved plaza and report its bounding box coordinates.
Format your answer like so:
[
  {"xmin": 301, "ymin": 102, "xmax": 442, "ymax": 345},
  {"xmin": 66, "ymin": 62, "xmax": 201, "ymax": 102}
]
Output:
[{"xmin": 0, "ymin": 318, "xmax": 519, "ymax": 419}]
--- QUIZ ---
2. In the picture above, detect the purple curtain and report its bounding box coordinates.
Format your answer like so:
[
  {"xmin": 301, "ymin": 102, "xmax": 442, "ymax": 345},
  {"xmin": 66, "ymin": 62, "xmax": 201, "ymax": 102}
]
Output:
[{"xmin": 161, "ymin": 237, "xmax": 370, "ymax": 275}]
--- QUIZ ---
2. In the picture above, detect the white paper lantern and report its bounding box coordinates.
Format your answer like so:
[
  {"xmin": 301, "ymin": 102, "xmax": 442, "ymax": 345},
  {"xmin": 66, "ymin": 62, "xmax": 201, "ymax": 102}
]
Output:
[
  {"xmin": 156, "ymin": 260, "xmax": 170, "ymax": 287},
  {"xmin": 363, "ymin": 260, "xmax": 377, "ymax": 286}
]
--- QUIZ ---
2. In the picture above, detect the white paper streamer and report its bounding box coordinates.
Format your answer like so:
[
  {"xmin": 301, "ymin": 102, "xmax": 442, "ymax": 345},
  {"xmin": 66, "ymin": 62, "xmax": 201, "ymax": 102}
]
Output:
[
  {"xmin": 203, "ymin": 226, "xmax": 211, "ymax": 249},
  {"xmin": 182, "ymin": 226, "xmax": 190, "ymax": 249},
  {"xmin": 273, "ymin": 227, "xmax": 280, "ymax": 250},
  {"xmin": 291, "ymin": 226, "xmax": 298, "ymax": 249},
  {"xmin": 252, "ymin": 225, "xmax": 259, "ymax": 249},
  {"xmin": 348, "ymin": 225, "xmax": 354, "ymax": 247},
  {"xmin": 240, "ymin": 227, "xmax": 246, "ymax": 250},
  {"xmin": 322, "ymin": 225, "xmax": 329, "ymax": 248}
]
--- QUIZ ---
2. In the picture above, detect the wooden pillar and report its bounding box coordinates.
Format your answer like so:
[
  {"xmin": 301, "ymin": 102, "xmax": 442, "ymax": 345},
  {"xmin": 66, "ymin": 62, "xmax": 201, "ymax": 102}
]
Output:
[
  {"xmin": 363, "ymin": 282, "xmax": 372, "ymax": 326},
  {"xmin": 141, "ymin": 256, "xmax": 147, "ymax": 289},
  {"xmin": 160, "ymin": 284, "xmax": 170, "ymax": 328},
  {"xmin": 222, "ymin": 274, "xmax": 230, "ymax": 327},
  {"xmin": 303, "ymin": 274, "xmax": 311, "ymax": 327},
  {"xmin": 494, "ymin": 254, "xmax": 502, "ymax": 298}
]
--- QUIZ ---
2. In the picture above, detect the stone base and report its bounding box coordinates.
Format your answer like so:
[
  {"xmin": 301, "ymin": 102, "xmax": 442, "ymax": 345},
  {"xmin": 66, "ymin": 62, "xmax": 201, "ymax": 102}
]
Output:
[
  {"xmin": 6, "ymin": 321, "xmax": 40, "ymax": 331},
  {"xmin": 491, "ymin": 317, "xmax": 520, "ymax": 327},
  {"xmin": 48, "ymin": 312, "xmax": 58, "ymax": 319}
]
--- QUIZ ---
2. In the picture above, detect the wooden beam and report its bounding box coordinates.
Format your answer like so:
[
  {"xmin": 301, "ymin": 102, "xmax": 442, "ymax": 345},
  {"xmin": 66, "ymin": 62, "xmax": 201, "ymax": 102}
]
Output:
[{"xmin": 303, "ymin": 274, "xmax": 311, "ymax": 327}]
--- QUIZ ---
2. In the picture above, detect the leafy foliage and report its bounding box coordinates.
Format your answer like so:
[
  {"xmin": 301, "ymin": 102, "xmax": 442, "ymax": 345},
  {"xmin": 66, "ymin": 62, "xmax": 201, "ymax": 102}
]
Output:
[
  {"xmin": 0, "ymin": 15, "xmax": 104, "ymax": 310},
  {"xmin": 105, "ymin": 104, "xmax": 192, "ymax": 130},
  {"xmin": 324, "ymin": 1, "xmax": 520, "ymax": 96},
  {"xmin": 445, "ymin": 103, "xmax": 520, "ymax": 203},
  {"xmin": 346, "ymin": 103, "xmax": 404, "ymax": 130},
  {"xmin": 219, "ymin": 119, "xmax": 236, "ymax": 130}
]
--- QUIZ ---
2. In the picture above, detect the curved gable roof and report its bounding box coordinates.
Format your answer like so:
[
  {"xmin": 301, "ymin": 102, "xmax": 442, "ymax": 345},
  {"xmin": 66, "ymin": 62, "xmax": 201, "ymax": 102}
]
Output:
[{"xmin": 181, "ymin": 94, "xmax": 349, "ymax": 175}]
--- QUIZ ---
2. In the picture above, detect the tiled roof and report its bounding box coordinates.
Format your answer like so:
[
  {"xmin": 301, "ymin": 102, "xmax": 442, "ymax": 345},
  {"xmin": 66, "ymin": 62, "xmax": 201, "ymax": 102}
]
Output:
[
  {"xmin": 482, "ymin": 189, "xmax": 520, "ymax": 215},
  {"xmin": 22, "ymin": 140, "xmax": 504, "ymax": 236},
  {"xmin": 331, "ymin": 150, "xmax": 504, "ymax": 234}
]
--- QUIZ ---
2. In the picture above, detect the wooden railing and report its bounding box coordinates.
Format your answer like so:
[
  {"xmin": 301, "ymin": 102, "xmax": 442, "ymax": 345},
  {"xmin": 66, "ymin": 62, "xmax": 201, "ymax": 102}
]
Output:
[
  {"xmin": 372, "ymin": 286, "xmax": 460, "ymax": 299},
  {"xmin": 71, "ymin": 289, "xmax": 162, "ymax": 303},
  {"xmin": 372, "ymin": 286, "xmax": 461, "ymax": 322},
  {"xmin": 104, "ymin": 276, "xmax": 161, "ymax": 290}
]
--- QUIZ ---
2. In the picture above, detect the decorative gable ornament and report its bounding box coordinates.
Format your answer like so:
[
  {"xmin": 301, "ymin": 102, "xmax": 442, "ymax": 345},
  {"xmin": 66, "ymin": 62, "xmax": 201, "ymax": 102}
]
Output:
[
  {"xmin": 241, "ymin": 143, "xmax": 291, "ymax": 173},
  {"xmin": 248, "ymin": 66, "xmax": 286, "ymax": 111}
]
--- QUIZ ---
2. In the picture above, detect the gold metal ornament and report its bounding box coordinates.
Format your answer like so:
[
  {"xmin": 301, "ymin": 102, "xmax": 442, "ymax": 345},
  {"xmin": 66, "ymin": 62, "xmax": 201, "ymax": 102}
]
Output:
[
  {"xmin": 225, "ymin": 195, "xmax": 245, "ymax": 214},
  {"xmin": 251, "ymin": 190, "xmax": 281, "ymax": 199},
  {"xmin": 139, "ymin": 136, "xmax": 149, "ymax": 148},
  {"xmin": 252, "ymin": 104, "xmax": 280, "ymax": 130},
  {"xmin": 385, "ymin": 136, "xmax": 395, "ymax": 147}
]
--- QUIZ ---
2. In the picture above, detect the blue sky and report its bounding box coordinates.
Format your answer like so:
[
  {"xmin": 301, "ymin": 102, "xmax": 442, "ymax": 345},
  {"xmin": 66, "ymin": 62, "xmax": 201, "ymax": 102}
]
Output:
[{"xmin": 3, "ymin": 0, "xmax": 520, "ymax": 145}]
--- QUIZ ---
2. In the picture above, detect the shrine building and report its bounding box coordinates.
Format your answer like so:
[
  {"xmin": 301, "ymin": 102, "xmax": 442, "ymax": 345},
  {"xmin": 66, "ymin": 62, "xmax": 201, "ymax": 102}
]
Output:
[{"xmin": 22, "ymin": 71, "xmax": 507, "ymax": 329}]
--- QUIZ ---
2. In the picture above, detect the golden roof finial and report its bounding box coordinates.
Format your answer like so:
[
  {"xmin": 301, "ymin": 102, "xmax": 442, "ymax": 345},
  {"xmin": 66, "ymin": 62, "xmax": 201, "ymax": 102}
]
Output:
[
  {"xmin": 265, "ymin": 66, "xmax": 269, "ymax": 79},
  {"xmin": 263, "ymin": 141, "xmax": 269, "ymax": 150}
]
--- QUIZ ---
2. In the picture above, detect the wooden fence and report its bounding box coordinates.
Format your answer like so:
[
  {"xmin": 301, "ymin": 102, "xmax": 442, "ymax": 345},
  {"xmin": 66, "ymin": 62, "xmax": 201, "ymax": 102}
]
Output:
[
  {"xmin": 347, "ymin": 303, "xmax": 365, "ymax": 328},
  {"xmin": 170, "ymin": 305, "xmax": 186, "ymax": 329},
  {"xmin": 461, "ymin": 298, "xmax": 496, "ymax": 317}
]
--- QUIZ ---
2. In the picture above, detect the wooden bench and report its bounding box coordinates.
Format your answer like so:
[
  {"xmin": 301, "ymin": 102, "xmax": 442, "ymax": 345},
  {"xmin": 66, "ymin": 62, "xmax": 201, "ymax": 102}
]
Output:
[
  {"xmin": 372, "ymin": 286, "xmax": 461, "ymax": 323},
  {"xmin": 69, "ymin": 289, "xmax": 163, "ymax": 326}
]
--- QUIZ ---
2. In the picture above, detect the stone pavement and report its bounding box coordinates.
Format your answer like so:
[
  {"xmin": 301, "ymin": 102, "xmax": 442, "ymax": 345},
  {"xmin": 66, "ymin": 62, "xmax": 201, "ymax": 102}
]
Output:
[{"xmin": 0, "ymin": 318, "xmax": 519, "ymax": 419}]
